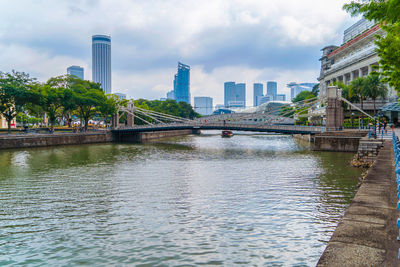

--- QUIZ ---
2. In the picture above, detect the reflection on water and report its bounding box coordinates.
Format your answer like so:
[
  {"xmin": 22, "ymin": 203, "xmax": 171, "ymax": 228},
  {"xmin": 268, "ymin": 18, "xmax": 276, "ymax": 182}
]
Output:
[{"xmin": 0, "ymin": 131, "xmax": 361, "ymax": 266}]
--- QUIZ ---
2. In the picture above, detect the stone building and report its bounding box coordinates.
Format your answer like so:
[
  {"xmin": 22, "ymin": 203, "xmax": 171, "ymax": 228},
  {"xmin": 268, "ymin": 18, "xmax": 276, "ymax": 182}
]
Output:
[{"xmin": 318, "ymin": 19, "xmax": 395, "ymax": 101}]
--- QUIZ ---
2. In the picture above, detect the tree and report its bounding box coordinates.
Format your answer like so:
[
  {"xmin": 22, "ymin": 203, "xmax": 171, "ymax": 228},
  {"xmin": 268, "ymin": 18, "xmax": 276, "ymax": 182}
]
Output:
[
  {"xmin": 312, "ymin": 83, "xmax": 320, "ymax": 96},
  {"xmin": 0, "ymin": 71, "xmax": 35, "ymax": 133},
  {"xmin": 344, "ymin": 0, "xmax": 400, "ymax": 93},
  {"xmin": 34, "ymin": 83, "xmax": 65, "ymax": 131},
  {"xmin": 292, "ymin": 91, "xmax": 315, "ymax": 103},
  {"xmin": 364, "ymin": 74, "xmax": 388, "ymax": 115},
  {"xmin": 349, "ymin": 77, "xmax": 367, "ymax": 110},
  {"xmin": 99, "ymin": 94, "xmax": 119, "ymax": 127},
  {"xmin": 70, "ymin": 79, "xmax": 107, "ymax": 131},
  {"xmin": 47, "ymin": 75, "xmax": 77, "ymax": 127}
]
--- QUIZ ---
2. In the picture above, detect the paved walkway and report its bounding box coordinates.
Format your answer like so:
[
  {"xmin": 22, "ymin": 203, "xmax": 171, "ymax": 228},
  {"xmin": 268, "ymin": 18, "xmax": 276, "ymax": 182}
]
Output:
[{"xmin": 317, "ymin": 140, "xmax": 400, "ymax": 266}]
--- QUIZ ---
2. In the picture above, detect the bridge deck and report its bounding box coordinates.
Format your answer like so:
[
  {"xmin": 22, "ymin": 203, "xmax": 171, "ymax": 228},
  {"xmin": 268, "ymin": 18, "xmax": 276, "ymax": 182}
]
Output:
[{"xmin": 112, "ymin": 123, "xmax": 323, "ymax": 135}]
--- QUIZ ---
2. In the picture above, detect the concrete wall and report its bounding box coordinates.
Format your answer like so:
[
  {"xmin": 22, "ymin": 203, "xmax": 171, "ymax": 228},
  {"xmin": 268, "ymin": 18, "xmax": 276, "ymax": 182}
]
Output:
[
  {"xmin": 114, "ymin": 129, "xmax": 199, "ymax": 143},
  {"xmin": 0, "ymin": 132, "xmax": 113, "ymax": 149},
  {"xmin": 314, "ymin": 131, "xmax": 367, "ymax": 152},
  {"xmin": 292, "ymin": 134, "xmax": 314, "ymax": 142}
]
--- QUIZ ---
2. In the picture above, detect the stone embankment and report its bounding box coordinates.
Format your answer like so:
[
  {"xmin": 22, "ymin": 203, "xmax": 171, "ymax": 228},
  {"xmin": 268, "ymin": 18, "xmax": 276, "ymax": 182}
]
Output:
[
  {"xmin": 114, "ymin": 129, "xmax": 199, "ymax": 143},
  {"xmin": 0, "ymin": 132, "xmax": 113, "ymax": 149},
  {"xmin": 0, "ymin": 129, "xmax": 199, "ymax": 149},
  {"xmin": 317, "ymin": 141, "xmax": 400, "ymax": 266},
  {"xmin": 314, "ymin": 130, "xmax": 368, "ymax": 152}
]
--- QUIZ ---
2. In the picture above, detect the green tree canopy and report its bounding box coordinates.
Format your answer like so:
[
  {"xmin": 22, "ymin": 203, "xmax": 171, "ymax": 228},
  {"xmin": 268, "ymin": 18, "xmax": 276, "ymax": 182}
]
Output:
[
  {"xmin": 0, "ymin": 71, "xmax": 36, "ymax": 133},
  {"xmin": 364, "ymin": 74, "xmax": 388, "ymax": 114},
  {"xmin": 292, "ymin": 90, "xmax": 316, "ymax": 103},
  {"xmin": 349, "ymin": 77, "xmax": 367, "ymax": 110},
  {"xmin": 70, "ymin": 79, "xmax": 107, "ymax": 131}
]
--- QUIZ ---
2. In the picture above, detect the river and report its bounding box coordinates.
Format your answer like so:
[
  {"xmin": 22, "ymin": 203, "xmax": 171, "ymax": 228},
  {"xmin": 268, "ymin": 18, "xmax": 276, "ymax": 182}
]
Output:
[{"xmin": 0, "ymin": 132, "xmax": 362, "ymax": 266}]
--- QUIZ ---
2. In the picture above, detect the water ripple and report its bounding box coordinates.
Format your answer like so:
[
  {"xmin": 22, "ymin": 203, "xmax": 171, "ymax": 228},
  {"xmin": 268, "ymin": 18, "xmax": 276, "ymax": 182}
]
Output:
[{"xmin": 0, "ymin": 132, "xmax": 361, "ymax": 266}]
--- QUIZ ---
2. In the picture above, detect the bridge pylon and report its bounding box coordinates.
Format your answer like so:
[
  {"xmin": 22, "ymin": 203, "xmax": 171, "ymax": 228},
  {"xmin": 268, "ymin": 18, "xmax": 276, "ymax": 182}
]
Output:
[{"xmin": 326, "ymin": 86, "xmax": 344, "ymax": 131}]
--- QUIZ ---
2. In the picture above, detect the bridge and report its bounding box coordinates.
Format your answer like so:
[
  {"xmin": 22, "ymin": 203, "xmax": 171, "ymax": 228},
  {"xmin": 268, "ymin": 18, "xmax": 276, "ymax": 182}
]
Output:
[{"xmin": 111, "ymin": 86, "xmax": 369, "ymax": 137}]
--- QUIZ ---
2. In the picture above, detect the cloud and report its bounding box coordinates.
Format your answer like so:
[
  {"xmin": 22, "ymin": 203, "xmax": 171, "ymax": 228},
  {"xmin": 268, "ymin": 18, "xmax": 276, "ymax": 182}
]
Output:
[{"xmin": 0, "ymin": 0, "xmax": 359, "ymax": 105}]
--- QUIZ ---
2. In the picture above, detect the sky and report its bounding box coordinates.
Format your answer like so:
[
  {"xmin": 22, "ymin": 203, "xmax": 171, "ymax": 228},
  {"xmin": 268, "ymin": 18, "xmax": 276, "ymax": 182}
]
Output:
[{"xmin": 0, "ymin": 0, "xmax": 360, "ymax": 106}]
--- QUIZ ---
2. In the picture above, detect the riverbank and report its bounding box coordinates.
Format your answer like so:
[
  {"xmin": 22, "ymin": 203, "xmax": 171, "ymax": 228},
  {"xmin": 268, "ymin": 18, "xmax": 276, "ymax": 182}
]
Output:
[
  {"xmin": 317, "ymin": 140, "xmax": 399, "ymax": 266},
  {"xmin": 0, "ymin": 129, "xmax": 199, "ymax": 149}
]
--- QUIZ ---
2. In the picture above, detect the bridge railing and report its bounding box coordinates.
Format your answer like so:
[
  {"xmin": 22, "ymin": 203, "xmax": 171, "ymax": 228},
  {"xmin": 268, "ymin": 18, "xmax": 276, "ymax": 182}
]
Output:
[{"xmin": 115, "ymin": 121, "xmax": 324, "ymax": 133}]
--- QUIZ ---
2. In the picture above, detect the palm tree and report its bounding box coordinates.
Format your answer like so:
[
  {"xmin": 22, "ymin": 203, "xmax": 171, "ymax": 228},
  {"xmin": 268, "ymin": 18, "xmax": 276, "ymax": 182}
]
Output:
[
  {"xmin": 349, "ymin": 77, "xmax": 367, "ymax": 111},
  {"xmin": 364, "ymin": 74, "xmax": 388, "ymax": 115}
]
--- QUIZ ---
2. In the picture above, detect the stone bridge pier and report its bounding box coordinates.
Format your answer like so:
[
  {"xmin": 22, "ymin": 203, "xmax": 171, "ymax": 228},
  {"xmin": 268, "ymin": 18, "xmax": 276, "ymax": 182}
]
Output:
[
  {"xmin": 112, "ymin": 101, "xmax": 135, "ymax": 129},
  {"xmin": 326, "ymin": 86, "xmax": 344, "ymax": 131}
]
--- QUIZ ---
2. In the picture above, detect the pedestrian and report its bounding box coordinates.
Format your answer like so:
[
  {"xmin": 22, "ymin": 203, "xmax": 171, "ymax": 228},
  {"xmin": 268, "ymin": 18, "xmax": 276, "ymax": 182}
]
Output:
[{"xmin": 384, "ymin": 121, "xmax": 387, "ymax": 134}]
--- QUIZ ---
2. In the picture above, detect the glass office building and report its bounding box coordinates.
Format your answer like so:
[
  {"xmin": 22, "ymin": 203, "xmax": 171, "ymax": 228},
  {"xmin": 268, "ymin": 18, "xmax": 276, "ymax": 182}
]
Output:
[
  {"xmin": 194, "ymin": 97, "xmax": 213, "ymax": 115},
  {"xmin": 92, "ymin": 35, "xmax": 111, "ymax": 94},
  {"xmin": 67, "ymin": 66, "xmax": 84, "ymax": 80},
  {"xmin": 224, "ymin": 82, "xmax": 246, "ymax": 108},
  {"xmin": 174, "ymin": 62, "xmax": 190, "ymax": 104},
  {"xmin": 253, "ymin": 83, "xmax": 263, "ymax": 107},
  {"xmin": 267, "ymin": 81, "xmax": 277, "ymax": 100}
]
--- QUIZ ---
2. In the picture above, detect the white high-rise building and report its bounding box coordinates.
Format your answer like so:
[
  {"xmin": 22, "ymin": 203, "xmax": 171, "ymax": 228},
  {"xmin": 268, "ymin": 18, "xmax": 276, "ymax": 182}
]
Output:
[{"xmin": 92, "ymin": 35, "xmax": 111, "ymax": 94}]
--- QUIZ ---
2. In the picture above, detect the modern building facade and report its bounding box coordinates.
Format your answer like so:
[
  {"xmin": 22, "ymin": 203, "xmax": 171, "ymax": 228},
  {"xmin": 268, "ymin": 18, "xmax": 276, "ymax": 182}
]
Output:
[
  {"xmin": 276, "ymin": 94, "xmax": 286, "ymax": 101},
  {"xmin": 318, "ymin": 19, "xmax": 394, "ymax": 99},
  {"xmin": 253, "ymin": 83, "xmax": 263, "ymax": 107},
  {"xmin": 288, "ymin": 82, "xmax": 317, "ymax": 100},
  {"xmin": 114, "ymin": 93, "xmax": 126, "ymax": 100},
  {"xmin": 194, "ymin": 97, "xmax": 213, "ymax": 115},
  {"xmin": 67, "ymin": 66, "xmax": 84, "ymax": 80},
  {"xmin": 173, "ymin": 62, "xmax": 190, "ymax": 104},
  {"xmin": 92, "ymin": 34, "xmax": 111, "ymax": 94},
  {"xmin": 257, "ymin": 95, "xmax": 272, "ymax": 106},
  {"xmin": 224, "ymin": 82, "xmax": 236, "ymax": 107},
  {"xmin": 267, "ymin": 81, "xmax": 278, "ymax": 100},
  {"xmin": 224, "ymin": 82, "xmax": 246, "ymax": 108},
  {"xmin": 166, "ymin": 90, "xmax": 175, "ymax": 100}
]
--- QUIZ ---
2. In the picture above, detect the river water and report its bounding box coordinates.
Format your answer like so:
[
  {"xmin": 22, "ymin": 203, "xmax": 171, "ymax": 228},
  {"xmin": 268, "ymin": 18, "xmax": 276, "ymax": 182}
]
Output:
[{"xmin": 0, "ymin": 132, "xmax": 362, "ymax": 266}]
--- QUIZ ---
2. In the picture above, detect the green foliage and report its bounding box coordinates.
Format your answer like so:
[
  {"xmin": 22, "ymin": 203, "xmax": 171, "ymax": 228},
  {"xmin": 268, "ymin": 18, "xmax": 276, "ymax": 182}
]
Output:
[
  {"xmin": 312, "ymin": 83, "xmax": 320, "ymax": 96},
  {"xmin": 344, "ymin": 0, "xmax": 400, "ymax": 93},
  {"xmin": 0, "ymin": 72, "xmax": 118, "ymax": 132},
  {"xmin": 364, "ymin": 74, "xmax": 388, "ymax": 114},
  {"xmin": 0, "ymin": 71, "xmax": 36, "ymax": 133},
  {"xmin": 133, "ymin": 99, "xmax": 200, "ymax": 125},
  {"xmin": 349, "ymin": 77, "xmax": 367, "ymax": 109},
  {"xmin": 292, "ymin": 91, "xmax": 316, "ymax": 103}
]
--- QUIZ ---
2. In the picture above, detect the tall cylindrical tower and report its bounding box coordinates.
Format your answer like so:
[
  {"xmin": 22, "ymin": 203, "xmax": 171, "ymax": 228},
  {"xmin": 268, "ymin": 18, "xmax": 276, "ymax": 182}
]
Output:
[{"xmin": 92, "ymin": 35, "xmax": 111, "ymax": 94}]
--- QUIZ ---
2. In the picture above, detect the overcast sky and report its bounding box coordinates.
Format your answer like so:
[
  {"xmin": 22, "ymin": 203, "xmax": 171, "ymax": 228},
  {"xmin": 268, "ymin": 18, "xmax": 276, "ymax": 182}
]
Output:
[{"xmin": 0, "ymin": 0, "xmax": 359, "ymax": 106}]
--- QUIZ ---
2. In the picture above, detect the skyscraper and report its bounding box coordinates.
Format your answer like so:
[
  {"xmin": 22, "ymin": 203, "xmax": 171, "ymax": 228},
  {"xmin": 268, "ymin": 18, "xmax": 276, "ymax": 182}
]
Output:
[
  {"xmin": 67, "ymin": 66, "xmax": 84, "ymax": 80},
  {"xmin": 224, "ymin": 82, "xmax": 236, "ymax": 107},
  {"xmin": 253, "ymin": 83, "xmax": 263, "ymax": 107},
  {"xmin": 194, "ymin": 97, "xmax": 213, "ymax": 115},
  {"xmin": 235, "ymin": 83, "xmax": 246, "ymax": 108},
  {"xmin": 174, "ymin": 62, "xmax": 190, "ymax": 104},
  {"xmin": 167, "ymin": 90, "xmax": 175, "ymax": 100},
  {"xmin": 267, "ymin": 81, "xmax": 277, "ymax": 100},
  {"xmin": 288, "ymin": 82, "xmax": 317, "ymax": 100},
  {"xmin": 92, "ymin": 35, "xmax": 111, "ymax": 94},
  {"xmin": 224, "ymin": 82, "xmax": 246, "ymax": 108}
]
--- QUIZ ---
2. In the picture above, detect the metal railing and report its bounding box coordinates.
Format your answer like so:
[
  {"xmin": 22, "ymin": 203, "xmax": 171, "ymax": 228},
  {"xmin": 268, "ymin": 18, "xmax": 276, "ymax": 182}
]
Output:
[
  {"xmin": 116, "ymin": 121, "xmax": 324, "ymax": 133},
  {"xmin": 392, "ymin": 132, "xmax": 400, "ymax": 261}
]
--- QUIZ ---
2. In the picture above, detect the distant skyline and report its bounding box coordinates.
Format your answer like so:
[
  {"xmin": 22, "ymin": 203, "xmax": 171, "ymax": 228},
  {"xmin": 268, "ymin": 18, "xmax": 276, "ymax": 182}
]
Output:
[{"xmin": 0, "ymin": 0, "xmax": 359, "ymax": 106}]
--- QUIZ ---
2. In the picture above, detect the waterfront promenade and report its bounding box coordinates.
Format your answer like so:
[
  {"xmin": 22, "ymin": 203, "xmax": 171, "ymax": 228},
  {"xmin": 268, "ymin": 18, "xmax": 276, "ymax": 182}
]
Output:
[{"xmin": 318, "ymin": 140, "xmax": 400, "ymax": 266}]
